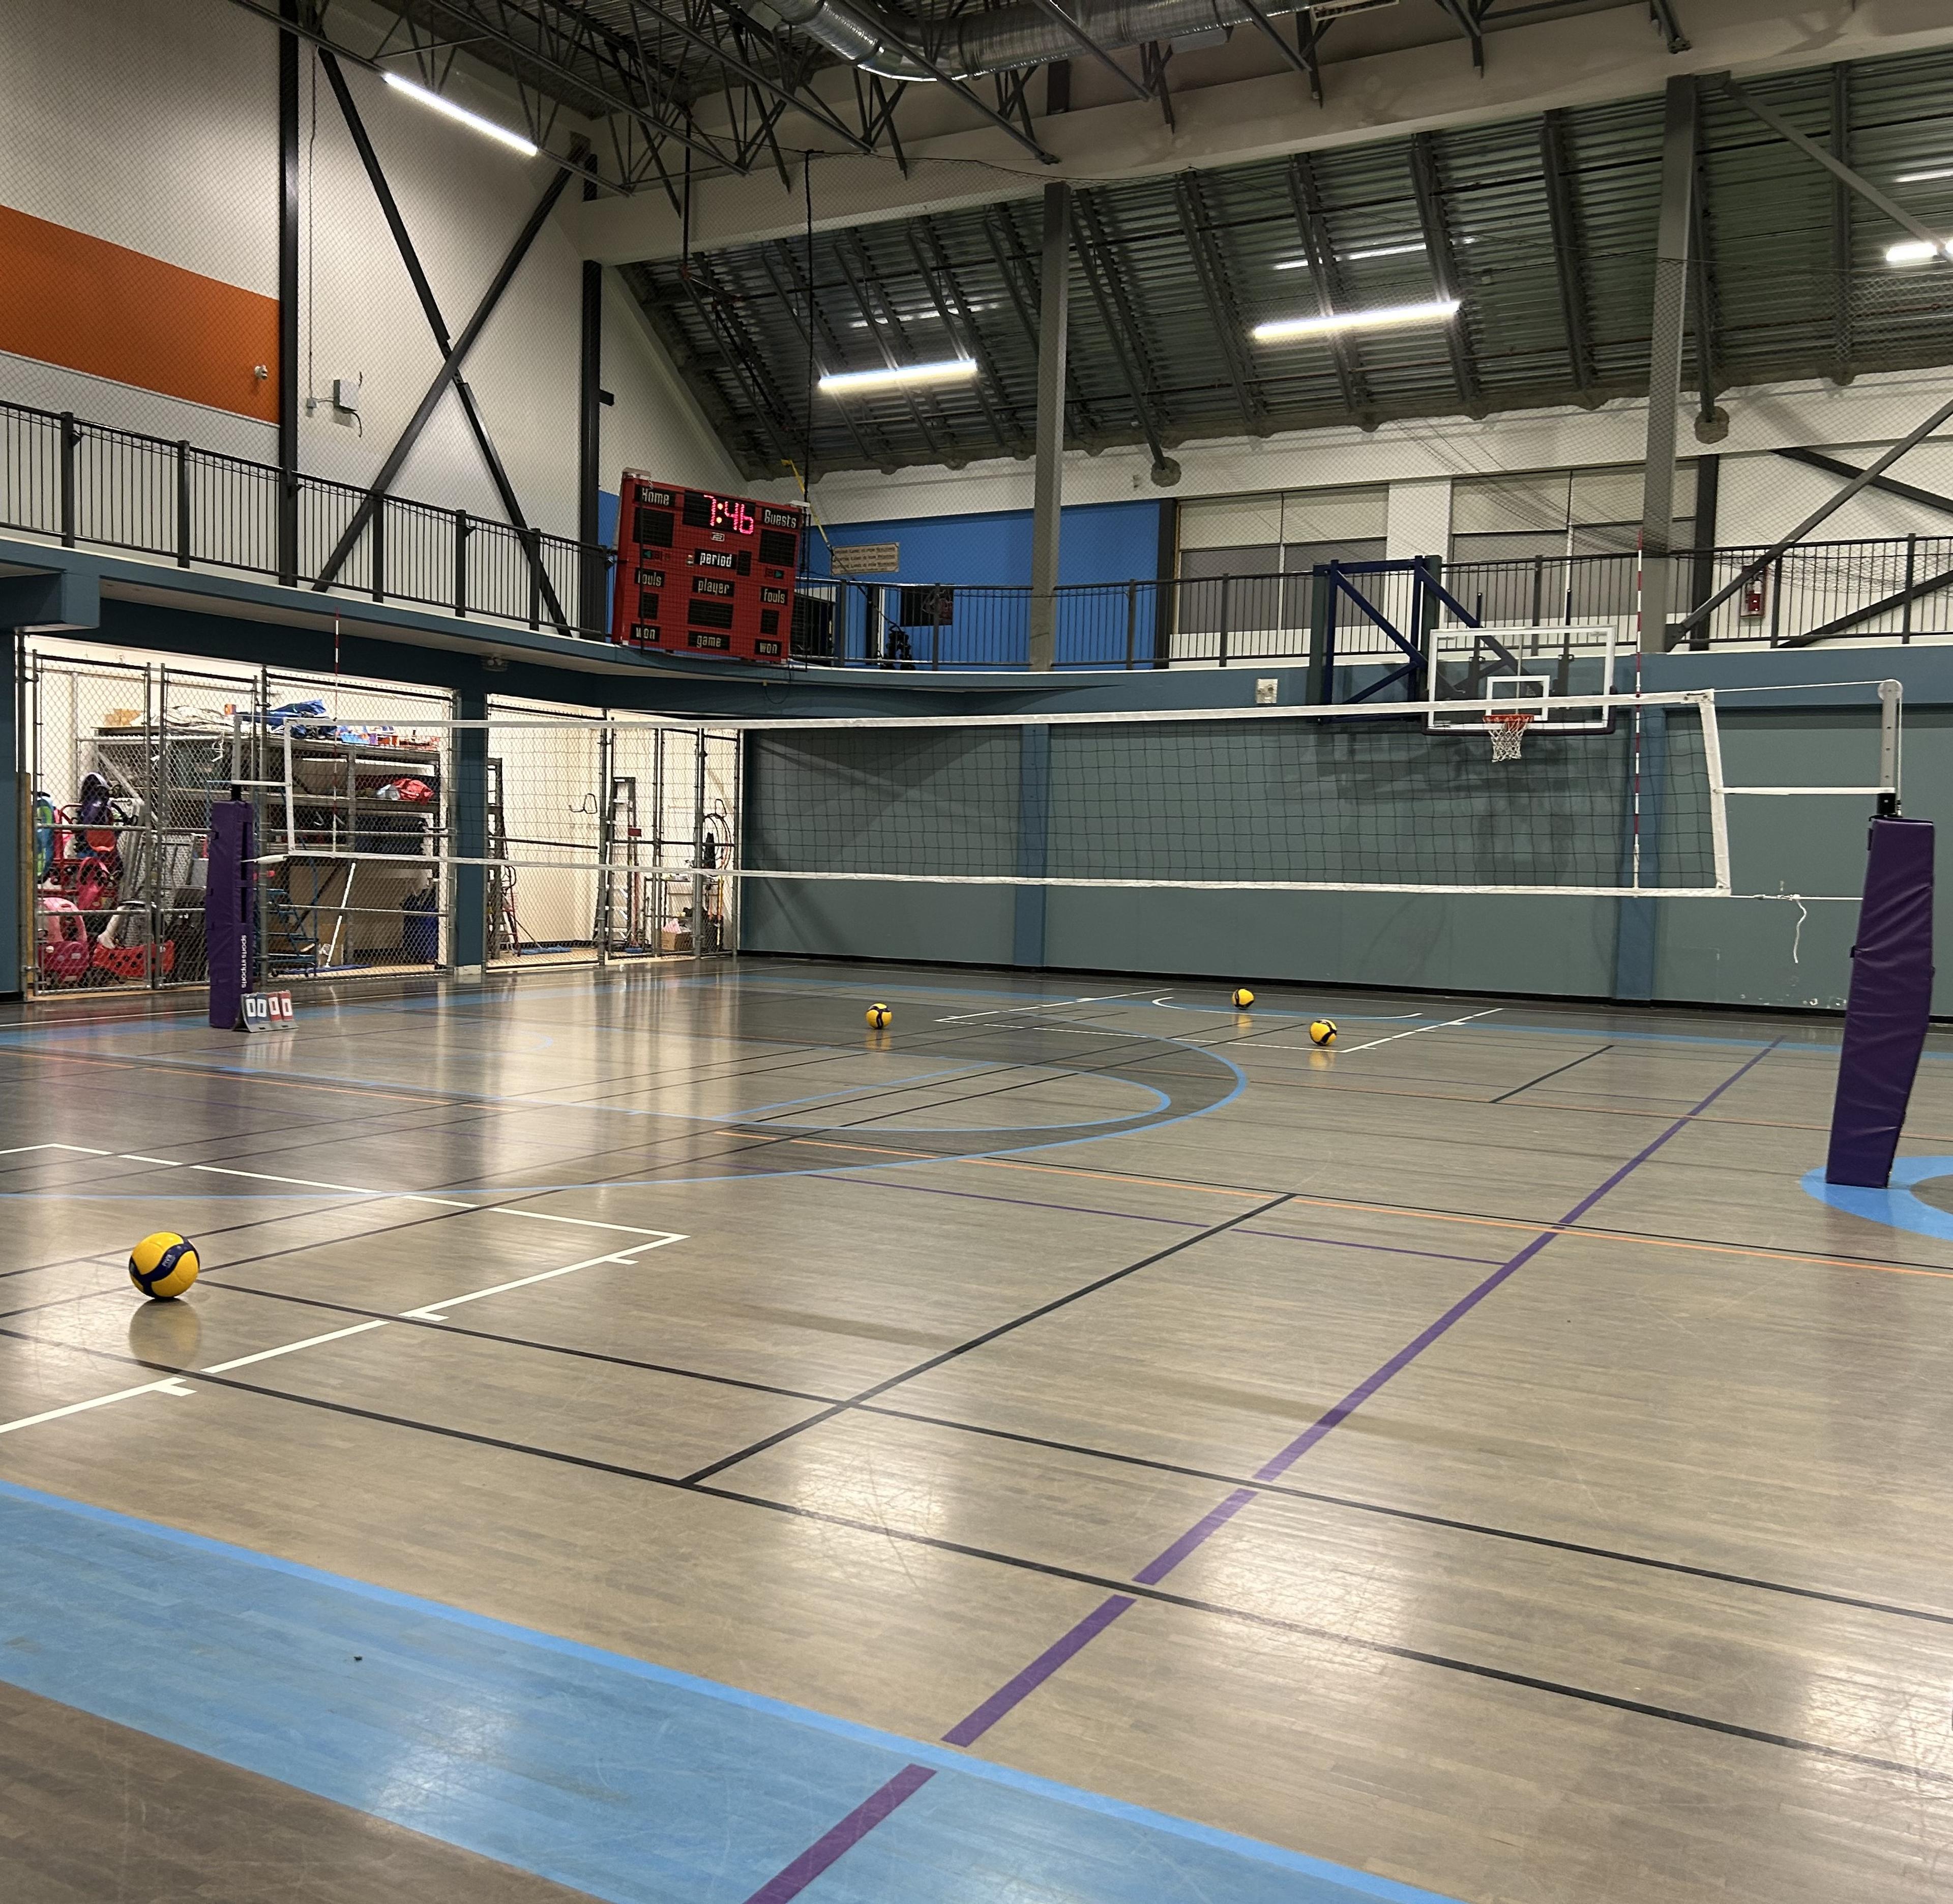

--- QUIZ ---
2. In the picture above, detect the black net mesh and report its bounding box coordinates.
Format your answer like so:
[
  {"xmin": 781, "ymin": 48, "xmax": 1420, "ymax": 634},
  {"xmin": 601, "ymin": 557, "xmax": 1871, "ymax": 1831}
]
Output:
[{"xmin": 744, "ymin": 707, "xmax": 1720, "ymax": 892}]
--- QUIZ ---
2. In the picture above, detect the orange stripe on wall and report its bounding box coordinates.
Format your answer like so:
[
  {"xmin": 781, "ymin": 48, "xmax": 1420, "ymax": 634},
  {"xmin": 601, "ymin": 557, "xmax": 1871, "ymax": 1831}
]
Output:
[{"xmin": 0, "ymin": 204, "xmax": 279, "ymax": 422}]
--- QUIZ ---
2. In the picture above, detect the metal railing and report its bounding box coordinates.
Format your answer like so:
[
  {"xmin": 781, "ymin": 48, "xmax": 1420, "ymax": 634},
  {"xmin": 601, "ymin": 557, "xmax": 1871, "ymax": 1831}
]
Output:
[
  {"xmin": 0, "ymin": 398, "xmax": 613, "ymax": 639},
  {"xmin": 9, "ymin": 395, "xmax": 1951, "ymax": 667},
  {"xmin": 792, "ymin": 540, "xmax": 1953, "ymax": 670}
]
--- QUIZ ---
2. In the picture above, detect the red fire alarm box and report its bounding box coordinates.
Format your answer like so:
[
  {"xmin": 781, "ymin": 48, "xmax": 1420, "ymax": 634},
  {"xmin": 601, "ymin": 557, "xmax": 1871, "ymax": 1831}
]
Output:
[{"xmin": 610, "ymin": 473, "xmax": 806, "ymax": 662}]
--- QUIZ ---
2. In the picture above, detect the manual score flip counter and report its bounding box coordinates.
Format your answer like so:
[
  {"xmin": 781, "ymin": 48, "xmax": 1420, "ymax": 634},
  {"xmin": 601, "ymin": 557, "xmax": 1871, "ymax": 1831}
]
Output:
[{"xmin": 611, "ymin": 474, "xmax": 807, "ymax": 662}]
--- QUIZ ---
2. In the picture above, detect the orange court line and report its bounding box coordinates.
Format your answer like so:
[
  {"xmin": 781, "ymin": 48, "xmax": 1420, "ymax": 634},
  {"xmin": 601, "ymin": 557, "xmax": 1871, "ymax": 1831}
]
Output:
[{"xmin": 965, "ymin": 1159, "xmax": 1953, "ymax": 1284}]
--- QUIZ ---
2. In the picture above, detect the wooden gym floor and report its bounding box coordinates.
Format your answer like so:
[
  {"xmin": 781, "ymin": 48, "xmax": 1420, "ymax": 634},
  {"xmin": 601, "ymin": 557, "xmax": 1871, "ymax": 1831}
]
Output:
[{"xmin": 4, "ymin": 957, "xmax": 1953, "ymax": 1904}]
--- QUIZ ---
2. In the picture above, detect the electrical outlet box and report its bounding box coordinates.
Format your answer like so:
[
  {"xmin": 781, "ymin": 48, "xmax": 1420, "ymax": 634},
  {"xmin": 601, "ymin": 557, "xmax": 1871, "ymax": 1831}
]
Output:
[{"xmin": 331, "ymin": 377, "xmax": 362, "ymax": 417}]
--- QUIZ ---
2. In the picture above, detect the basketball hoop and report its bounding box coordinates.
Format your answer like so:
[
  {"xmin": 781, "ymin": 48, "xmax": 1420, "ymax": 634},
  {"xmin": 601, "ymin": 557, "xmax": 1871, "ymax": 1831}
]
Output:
[{"xmin": 1484, "ymin": 709, "xmax": 1536, "ymax": 763}]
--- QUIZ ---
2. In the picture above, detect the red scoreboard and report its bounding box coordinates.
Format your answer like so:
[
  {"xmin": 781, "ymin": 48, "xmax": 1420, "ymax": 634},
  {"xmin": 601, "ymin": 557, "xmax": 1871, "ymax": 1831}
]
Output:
[{"xmin": 610, "ymin": 473, "xmax": 807, "ymax": 662}]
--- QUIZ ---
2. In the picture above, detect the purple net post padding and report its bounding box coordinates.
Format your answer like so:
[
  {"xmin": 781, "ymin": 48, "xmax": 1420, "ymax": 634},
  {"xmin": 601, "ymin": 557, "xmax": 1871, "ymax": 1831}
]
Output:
[
  {"xmin": 206, "ymin": 800, "xmax": 256, "ymax": 1032},
  {"xmin": 1825, "ymin": 816, "xmax": 1935, "ymax": 1188}
]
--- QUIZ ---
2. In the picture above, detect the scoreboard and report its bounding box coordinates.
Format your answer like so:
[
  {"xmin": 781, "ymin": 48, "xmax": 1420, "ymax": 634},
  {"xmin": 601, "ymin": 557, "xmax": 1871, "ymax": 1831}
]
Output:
[{"xmin": 610, "ymin": 473, "xmax": 807, "ymax": 663}]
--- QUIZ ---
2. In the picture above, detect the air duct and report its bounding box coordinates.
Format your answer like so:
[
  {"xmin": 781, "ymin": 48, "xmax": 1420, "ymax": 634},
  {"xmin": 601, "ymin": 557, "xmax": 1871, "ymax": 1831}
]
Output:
[{"xmin": 751, "ymin": 0, "xmax": 1313, "ymax": 82}]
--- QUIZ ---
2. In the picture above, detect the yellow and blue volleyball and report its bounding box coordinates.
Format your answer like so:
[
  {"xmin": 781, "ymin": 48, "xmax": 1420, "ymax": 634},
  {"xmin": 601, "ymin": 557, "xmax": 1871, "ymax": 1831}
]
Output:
[
  {"xmin": 1309, "ymin": 1018, "xmax": 1338, "ymax": 1047},
  {"xmin": 1231, "ymin": 987, "xmax": 1255, "ymax": 1009},
  {"xmin": 129, "ymin": 1231, "xmax": 200, "ymax": 1300},
  {"xmin": 866, "ymin": 1003, "xmax": 893, "ymax": 1029}
]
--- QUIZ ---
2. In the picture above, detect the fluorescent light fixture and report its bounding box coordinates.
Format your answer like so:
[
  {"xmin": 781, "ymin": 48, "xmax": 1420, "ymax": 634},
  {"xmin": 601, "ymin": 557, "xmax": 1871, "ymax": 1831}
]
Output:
[
  {"xmin": 817, "ymin": 357, "xmax": 978, "ymax": 394},
  {"xmin": 383, "ymin": 71, "xmax": 539, "ymax": 157},
  {"xmin": 1274, "ymin": 237, "xmax": 1470, "ymax": 271},
  {"xmin": 1252, "ymin": 297, "xmax": 1461, "ymax": 342},
  {"xmin": 1886, "ymin": 238, "xmax": 1953, "ymax": 265},
  {"xmin": 1897, "ymin": 166, "xmax": 1953, "ymax": 184}
]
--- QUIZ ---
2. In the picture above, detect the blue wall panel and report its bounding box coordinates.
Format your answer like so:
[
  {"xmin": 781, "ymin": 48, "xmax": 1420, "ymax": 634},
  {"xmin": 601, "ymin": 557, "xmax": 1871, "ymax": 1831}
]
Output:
[
  {"xmin": 810, "ymin": 502, "xmax": 1167, "ymax": 668},
  {"xmin": 809, "ymin": 501, "xmax": 1164, "ymax": 590}
]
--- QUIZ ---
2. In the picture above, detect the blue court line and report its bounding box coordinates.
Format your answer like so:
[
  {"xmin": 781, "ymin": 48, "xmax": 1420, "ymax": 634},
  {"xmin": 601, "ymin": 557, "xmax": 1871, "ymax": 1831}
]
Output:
[
  {"xmin": 1800, "ymin": 1157, "xmax": 1953, "ymax": 1243},
  {"xmin": 0, "ymin": 1478, "xmax": 1461, "ymax": 1904}
]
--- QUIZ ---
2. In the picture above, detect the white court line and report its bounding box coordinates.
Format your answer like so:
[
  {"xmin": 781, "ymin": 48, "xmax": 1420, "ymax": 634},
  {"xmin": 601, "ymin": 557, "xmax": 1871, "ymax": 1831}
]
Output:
[
  {"xmin": 200, "ymin": 1320, "xmax": 391, "ymax": 1374},
  {"xmin": 401, "ymin": 1238, "xmax": 681, "ymax": 1321},
  {"xmin": 0, "ymin": 1235, "xmax": 687, "ymax": 1434},
  {"xmin": 482, "ymin": 1207, "xmax": 685, "ymax": 1239},
  {"xmin": 0, "ymin": 1376, "xmax": 196, "ymax": 1437},
  {"xmin": 935, "ymin": 988, "xmax": 1158, "ymax": 1024},
  {"xmin": 1256, "ymin": 1006, "xmax": 1505, "ymax": 1053},
  {"xmin": 2, "ymin": 1146, "xmax": 674, "ymax": 1238}
]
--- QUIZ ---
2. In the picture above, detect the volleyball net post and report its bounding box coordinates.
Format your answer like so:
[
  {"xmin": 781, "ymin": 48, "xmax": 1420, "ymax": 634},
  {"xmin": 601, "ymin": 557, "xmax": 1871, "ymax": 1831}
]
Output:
[{"xmin": 1824, "ymin": 805, "xmax": 1935, "ymax": 1190}]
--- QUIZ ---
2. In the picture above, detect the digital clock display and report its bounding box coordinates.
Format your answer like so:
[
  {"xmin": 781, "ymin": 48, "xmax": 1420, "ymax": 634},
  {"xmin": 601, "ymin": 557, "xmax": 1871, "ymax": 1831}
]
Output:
[{"xmin": 682, "ymin": 491, "xmax": 757, "ymax": 537}]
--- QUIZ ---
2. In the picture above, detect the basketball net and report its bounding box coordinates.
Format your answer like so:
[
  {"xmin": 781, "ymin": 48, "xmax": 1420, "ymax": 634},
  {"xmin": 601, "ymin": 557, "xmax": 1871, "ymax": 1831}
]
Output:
[{"xmin": 1484, "ymin": 710, "xmax": 1536, "ymax": 763}]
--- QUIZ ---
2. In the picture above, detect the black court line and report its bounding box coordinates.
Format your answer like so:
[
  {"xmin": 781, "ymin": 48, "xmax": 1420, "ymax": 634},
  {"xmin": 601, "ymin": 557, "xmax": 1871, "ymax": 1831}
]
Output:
[
  {"xmin": 679, "ymin": 1191, "xmax": 1295, "ymax": 1486},
  {"xmin": 19, "ymin": 1259, "xmax": 1950, "ymax": 1639},
  {"xmin": 0, "ymin": 1014, "xmax": 1196, "ymax": 1288},
  {"xmin": 3, "ymin": 1317, "xmax": 1942, "ymax": 1790},
  {"xmin": 1490, "ymin": 1046, "xmax": 1616, "ymax": 1103}
]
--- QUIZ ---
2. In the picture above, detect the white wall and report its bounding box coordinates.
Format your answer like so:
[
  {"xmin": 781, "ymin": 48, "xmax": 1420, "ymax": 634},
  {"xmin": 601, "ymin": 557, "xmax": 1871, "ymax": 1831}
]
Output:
[
  {"xmin": 0, "ymin": 0, "xmax": 725, "ymax": 545},
  {"xmin": 599, "ymin": 269, "xmax": 744, "ymax": 496},
  {"xmin": 805, "ymin": 363, "xmax": 1953, "ymax": 556}
]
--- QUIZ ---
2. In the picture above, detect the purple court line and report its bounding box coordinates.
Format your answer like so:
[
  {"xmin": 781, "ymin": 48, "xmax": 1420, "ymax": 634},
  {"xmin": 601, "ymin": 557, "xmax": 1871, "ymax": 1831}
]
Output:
[
  {"xmin": 743, "ymin": 1763, "xmax": 938, "ymax": 1904},
  {"xmin": 940, "ymin": 1594, "xmax": 1138, "ymax": 1747},
  {"xmin": 738, "ymin": 1040, "xmax": 1779, "ymax": 1902}
]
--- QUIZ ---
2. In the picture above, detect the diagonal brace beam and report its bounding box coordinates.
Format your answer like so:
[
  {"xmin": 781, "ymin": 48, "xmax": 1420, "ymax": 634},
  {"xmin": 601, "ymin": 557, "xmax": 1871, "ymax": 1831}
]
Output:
[
  {"xmin": 1784, "ymin": 565, "xmax": 1953, "ymax": 649},
  {"xmin": 1723, "ymin": 76, "xmax": 1950, "ymax": 267},
  {"xmin": 319, "ymin": 51, "xmax": 569, "ymax": 633},
  {"xmin": 315, "ymin": 159, "xmax": 575, "ymax": 591},
  {"xmin": 1672, "ymin": 391, "xmax": 1953, "ymax": 638},
  {"xmin": 1021, "ymin": 0, "xmax": 1149, "ymax": 101},
  {"xmin": 1777, "ymin": 447, "xmax": 1953, "ymax": 523}
]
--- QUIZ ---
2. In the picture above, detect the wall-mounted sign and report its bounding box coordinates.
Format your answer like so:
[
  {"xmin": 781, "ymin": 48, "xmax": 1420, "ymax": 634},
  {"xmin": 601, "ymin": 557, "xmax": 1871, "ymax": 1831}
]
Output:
[{"xmin": 831, "ymin": 542, "xmax": 899, "ymax": 576}]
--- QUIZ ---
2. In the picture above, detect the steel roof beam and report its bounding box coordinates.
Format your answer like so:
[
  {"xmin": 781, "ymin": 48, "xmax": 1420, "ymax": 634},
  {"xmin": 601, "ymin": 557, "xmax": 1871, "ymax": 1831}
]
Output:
[
  {"xmin": 1283, "ymin": 153, "xmax": 1373, "ymax": 424},
  {"xmin": 903, "ymin": 226, "xmax": 1017, "ymax": 455},
  {"xmin": 913, "ymin": 220, "xmax": 1032, "ymax": 451},
  {"xmin": 1075, "ymin": 193, "xmax": 1176, "ymax": 478},
  {"xmin": 832, "ymin": 235, "xmax": 956, "ymax": 462},
  {"xmin": 985, "ymin": 207, "xmax": 1099, "ymax": 440},
  {"xmin": 1172, "ymin": 173, "xmax": 1267, "ymax": 436},
  {"xmin": 1538, "ymin": 110, "xmax": 1596, "ymax": 398},
  {"xmin": 1408, "ymin": 132, "xmax": 1481, "ymax": 411},
  {"xmin": 756, "ymin": 244, "xmax": 884, "ymax": 468},
  {"xmin": 683, "ymin": 256, "xmax": 802, "ymax": 470}
]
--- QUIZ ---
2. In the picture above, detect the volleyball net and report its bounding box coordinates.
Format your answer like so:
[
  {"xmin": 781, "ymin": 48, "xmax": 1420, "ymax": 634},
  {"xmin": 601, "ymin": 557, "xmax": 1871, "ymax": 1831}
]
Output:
[{"xmin": 230, "ymin": 682, "xmax": 1903, "ymax": 916}]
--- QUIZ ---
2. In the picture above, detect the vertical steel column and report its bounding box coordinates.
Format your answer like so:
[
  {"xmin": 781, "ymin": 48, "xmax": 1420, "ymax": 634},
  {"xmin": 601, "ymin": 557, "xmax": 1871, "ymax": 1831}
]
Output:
[
  {"xmin": 1, "ymin": 630, "xmax": 19, "ymax": 999},
  {"xmin": 1029, "ymin": 184, "xmax": 1071, "ymax": 672},
  {"xmin": 1686, "ymin": 452, "xmax": 1720, "ymax": 650},
  {"xmin": 277, "ymin": 0, "xmax": 301, "ymax": 586},
  {"xmin": 453, "ymin": 693, "xmax": 487, "ymax": 979},
  {"xmin": 1639, "ymin": 76, "xmax": 1698, "ymax": 655},
  {"xmin": 579, "ymin": 260, "xmax": 605, "ymax": 635}
]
